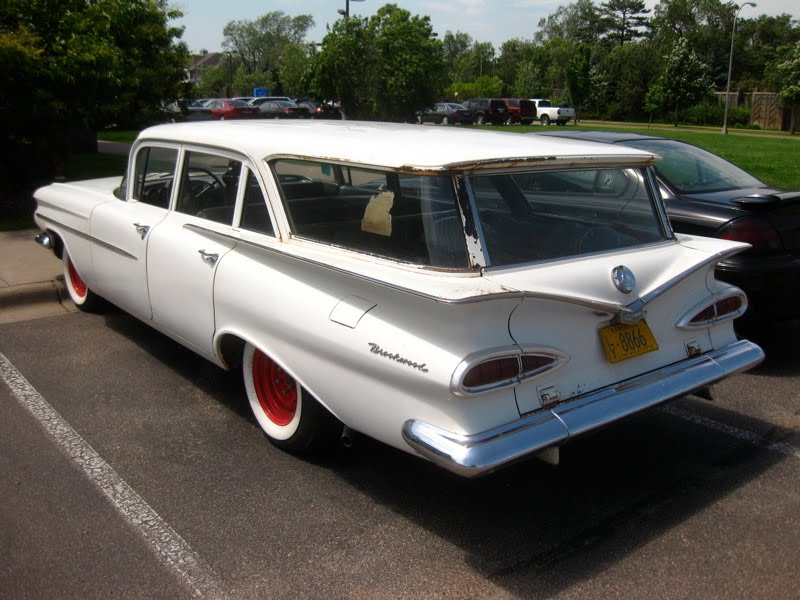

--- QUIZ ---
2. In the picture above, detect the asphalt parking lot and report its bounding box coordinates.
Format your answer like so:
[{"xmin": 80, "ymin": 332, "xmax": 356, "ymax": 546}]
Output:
[{"xmin": 2, "ymin": 300, "xmax": 799, "ymax": 599}]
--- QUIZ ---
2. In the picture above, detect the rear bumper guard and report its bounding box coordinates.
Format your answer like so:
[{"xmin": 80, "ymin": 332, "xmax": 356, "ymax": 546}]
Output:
[{"xmin": 402, "ymin": 339, "xmax": 764, "ymax": 478}]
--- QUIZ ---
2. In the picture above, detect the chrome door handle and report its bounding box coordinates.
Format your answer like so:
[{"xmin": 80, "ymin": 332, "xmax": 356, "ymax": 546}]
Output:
[
  {"xmin": 133, "ymin": 222, "xmax": 150, "ymax": 240},
  {"xmin": 198, "ymin": 249, "xmax": 219, "ymax": 265}
]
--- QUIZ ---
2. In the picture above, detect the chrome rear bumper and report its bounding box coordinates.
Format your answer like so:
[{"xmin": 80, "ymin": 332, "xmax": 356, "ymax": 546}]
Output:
[{"xmin": 402, "ymin": 339, "xmax": 764, "ymax": 478}]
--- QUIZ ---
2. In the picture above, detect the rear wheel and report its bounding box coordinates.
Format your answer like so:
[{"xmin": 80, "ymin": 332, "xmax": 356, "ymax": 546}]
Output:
[
  {"xmin": 62, "ymin": 251, "xmax": 102, "ymax": 312},
  {"xmin": 243, "ymin": 343, "xmax": 340, "ymax": 452},
  {"xmin": 540, "ymin": 114, "xmax": 551, "ymax": 126}
]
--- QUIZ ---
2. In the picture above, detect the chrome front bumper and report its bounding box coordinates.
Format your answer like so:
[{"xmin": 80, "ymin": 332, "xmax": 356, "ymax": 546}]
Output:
[{"xmin": 402, "ymin": 339, "xmax": 764, "ymax": 478}]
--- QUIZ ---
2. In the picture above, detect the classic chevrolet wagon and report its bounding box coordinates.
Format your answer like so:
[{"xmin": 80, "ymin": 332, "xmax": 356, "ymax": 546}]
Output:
[{"xmin": 33, "ymin": 121, "xmax": 764, "ymax": 476}]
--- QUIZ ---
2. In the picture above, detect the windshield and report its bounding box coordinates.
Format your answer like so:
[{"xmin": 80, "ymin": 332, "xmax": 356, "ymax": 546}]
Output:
[
  {"xmin": 470, "ymin": 167, "xmax": 668, "ymax": 267},
  {"xmin": 622, "ymin": 139, "xmax": 763, "ymax": 194}
]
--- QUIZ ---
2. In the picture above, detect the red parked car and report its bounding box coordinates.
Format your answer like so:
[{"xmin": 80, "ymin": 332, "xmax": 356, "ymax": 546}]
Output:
[
  {"xmin": 205, "ymin": 99, "xmax": 260, "ymax": 120},
  {"xmin": 502, "ymin": 98, "xmax": 537, "ymax": 125}
]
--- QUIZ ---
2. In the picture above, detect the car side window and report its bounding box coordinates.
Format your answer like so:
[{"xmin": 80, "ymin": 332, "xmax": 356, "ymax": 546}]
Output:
[
  {"xmin": 271, "ymin": 158, "xmax": 469, "ymax": 268},
  {"xmin": 132, "ymin": 146, "xmax": 179, "ymax": 208},
  {"xmin": 176, "ymin": 151, "xmax": 242, "ymax": 224},
  {"xmin": 240, "ymin": 168, "xmax": 275, "ymax": 236}
]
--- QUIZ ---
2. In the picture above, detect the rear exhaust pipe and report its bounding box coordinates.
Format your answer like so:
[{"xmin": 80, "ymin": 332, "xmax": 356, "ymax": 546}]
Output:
[{"xmin": 341, "ymin": 426, "xmax": 355, "ymax": 448}]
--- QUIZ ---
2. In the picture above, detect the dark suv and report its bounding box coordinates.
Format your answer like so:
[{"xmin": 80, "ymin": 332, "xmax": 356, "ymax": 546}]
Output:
[
  {"xmin": 502, "ymin": 98, "xmax": 536, "ymax": 125},
  {"xmin": 462, "ymin": 98, "xmax": 508, "ymax": 125}
]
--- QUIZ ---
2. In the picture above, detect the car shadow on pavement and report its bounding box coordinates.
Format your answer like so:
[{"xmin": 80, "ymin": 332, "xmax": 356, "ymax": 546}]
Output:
[
  {"xmin": 96, "ymin": 309, "xmax": 792, "ymax": 598},
  {"xmin": 324, "ymin": 401, "xmax": 790, "ymax": 596},
  {"xmin": 738, "ymin": 319, "xmax": 800, "ymax": 377}
]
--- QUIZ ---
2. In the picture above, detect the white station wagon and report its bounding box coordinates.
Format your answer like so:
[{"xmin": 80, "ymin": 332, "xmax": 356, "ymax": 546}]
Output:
[{"xmin": 34, "ymin": 121, "xmax": 764, "ymax": 477}]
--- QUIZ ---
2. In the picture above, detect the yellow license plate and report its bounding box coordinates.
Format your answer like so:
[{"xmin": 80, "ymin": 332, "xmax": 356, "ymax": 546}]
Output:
[{"xmin": 599, "ymin": 320, "xmax": 659, "ymax": 364}]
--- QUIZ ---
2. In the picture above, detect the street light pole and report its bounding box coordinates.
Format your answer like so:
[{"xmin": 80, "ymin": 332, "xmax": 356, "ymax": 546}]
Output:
[
  {"xmin": 338, "ymin": 0, "xmax": 364, "ymax": 19},
  {"xmin": 722, "ymin": 2, "xmax": 756, "ymax": 135}
]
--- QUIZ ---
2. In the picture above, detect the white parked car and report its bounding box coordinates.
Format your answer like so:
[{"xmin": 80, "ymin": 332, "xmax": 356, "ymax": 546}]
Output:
[{"xmin": 33, "ymin": 121, "xmax": 763, "ymax": 477}]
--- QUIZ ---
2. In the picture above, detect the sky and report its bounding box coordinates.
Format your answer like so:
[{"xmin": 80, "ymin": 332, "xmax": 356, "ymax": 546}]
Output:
[{"xmin": 173, "ymin": 0, "xmax": 795, "ymax": 54}]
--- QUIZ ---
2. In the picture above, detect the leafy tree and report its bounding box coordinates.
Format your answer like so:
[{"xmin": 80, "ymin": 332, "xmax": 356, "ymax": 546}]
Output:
[
  {"xmin": 566, "ymin": 45, "xmax": 592, "ymax": 120},
  {"xmin": 442, "ymin": 31, "xmax": 473, "ymax": 84},
  {"xmin": 535, "ymin": 0, "xmax": 605, "ymax": 46},
  {"xmin": 657, "ymin": 37, "xmax": 711, "ymax": 125},
  {"xmin": 511, "ymin": 61, "xmax": 541, "ymax": 98},
  {"xmin": 0, "ymin": 0, "xmax": 187, "ymax": 204},
  {"xmin": 306, "ymin": 16, "xmax": 372, "ymax": 119},
  {"xmin": 496, "ymin": 39, "xmax": 539, "ymax": 91},
  {"xmin": 600, "ymin": 0, "xmax": 651, "ymax": 46},
  {"xmin": 446, "ymin": 76, "xmax": 504, "ymax": 101},
  {"xmin": 644, "ymin": 83, "xmax": 666, "ymax": 125},
  {"xmin": 279, "ymin": 43, "xmax": 312, "ymax": 98},
  {"xmin": 775, "ymin": 42, "xmax": 800, "ymax": 134},
  {"xmin": 307, "ymin": 4, "xmax": 443, "ymax": 121},
  {"xmin": 222, "ymin": 12, "xmax": 314, "ymax": 75}
]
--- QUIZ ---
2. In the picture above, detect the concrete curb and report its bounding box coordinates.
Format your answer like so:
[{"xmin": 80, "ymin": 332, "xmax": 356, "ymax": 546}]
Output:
[
  {"xmin": 0, "ymin": 279, "xmax": 68, "ymax": 307},
  {"xmin": 0, "ymin": 278, "xmax": 77, "ymax": 324}
]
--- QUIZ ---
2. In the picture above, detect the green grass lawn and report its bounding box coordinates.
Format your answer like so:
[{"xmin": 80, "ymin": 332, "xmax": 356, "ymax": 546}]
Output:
[
  {"xmin": 499, "ymin": 121, "xmax": 800, "ymax": 189},
  {"xmin": 97, "ymin": 130, "xmax": 139, "ymax": 144}
]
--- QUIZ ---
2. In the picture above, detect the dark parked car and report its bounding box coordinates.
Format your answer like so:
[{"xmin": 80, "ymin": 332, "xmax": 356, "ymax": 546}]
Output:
[
  {"xmin": 461, "ymin": 98, "xmax": 508, "ymax": 125},
  {"xmin": 502, "ymin": 98, "xmax": 537, "ymax": 125},
  {"xmin": 205, "ymin": 99, "xmax": 260, "ymax": 120},
  {"xmin": 415, "ymin": 102, "xmax": 474, "ymax": 125},
  {"xmin": 296, "ymin": 100, "xmax": 342, "ymax": 119},
  {"xmin": 535, "ymin": 130, "xmax": 800, "ymax": 324},
  {"xmin": 257, "ymin": 100, "xmax": 310, "ymax": 119}
]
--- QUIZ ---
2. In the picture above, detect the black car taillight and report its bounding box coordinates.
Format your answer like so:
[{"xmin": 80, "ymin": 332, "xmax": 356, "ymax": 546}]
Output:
[{"xmin": 717, "ymin": 216, "xmax": 781, "ymax": 253}]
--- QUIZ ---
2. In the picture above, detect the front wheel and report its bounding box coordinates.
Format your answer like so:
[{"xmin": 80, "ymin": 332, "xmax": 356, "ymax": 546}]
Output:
[
  {"xmin": 62, "ymin": 250, "xmax": 102, "ymax": 312},
  {"xmin": 243, "ymin": 343, "xmax": 340, "ymax": 452},
  {"xmin": 540, "ymin": 115, "xmax": 551, "ymax": 126}
]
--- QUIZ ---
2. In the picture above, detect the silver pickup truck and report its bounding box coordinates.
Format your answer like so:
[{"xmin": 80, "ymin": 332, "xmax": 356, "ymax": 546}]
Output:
[{"xmin": 531, "ymin": 98, "xmax": 576, "ymax": 126}]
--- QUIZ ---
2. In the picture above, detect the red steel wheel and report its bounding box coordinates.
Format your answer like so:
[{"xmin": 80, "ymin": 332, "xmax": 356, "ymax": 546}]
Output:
[
  {"xmin": 66, "ymin": 256, "xmax": 88, "ymax": 299},
  {"xmin": 61, "ymin": 249, "xmax": 102, "ymax": 312},
  {"xmin": 252, "ymin": 349, "xmax": 298, "ymax": 426},
  {"xmin": 243, "ymin": 343, "xmax": 342, "ymax": 452}
]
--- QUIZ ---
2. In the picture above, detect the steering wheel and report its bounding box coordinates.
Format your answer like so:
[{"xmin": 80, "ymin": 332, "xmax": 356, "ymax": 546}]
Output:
[{"xmin": 188, "ymin": 168, "xmax": 224, "ymax": 204}]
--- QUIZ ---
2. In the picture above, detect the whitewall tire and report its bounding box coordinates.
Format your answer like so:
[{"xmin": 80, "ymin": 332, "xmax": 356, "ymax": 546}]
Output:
[
  {"xmin": 243, "ymin": 343, "xmax": 340, "ymax": 451},
  {"xmin": 62, "ymin": 251, "xmax": 102, "ymax": 312}
]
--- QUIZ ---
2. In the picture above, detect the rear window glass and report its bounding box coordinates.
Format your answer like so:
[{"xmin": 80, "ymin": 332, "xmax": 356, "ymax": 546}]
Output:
[
  {"xmin": 470, "ymin": 168, "xmax": 667, "ymax": 267},
  {"xmin": 623, "ymin": 139, "xmax": 763, "ymax": 194},
  {"xmin": 271, "ymin": 159, "xmax": 469, "ymax": 268}
]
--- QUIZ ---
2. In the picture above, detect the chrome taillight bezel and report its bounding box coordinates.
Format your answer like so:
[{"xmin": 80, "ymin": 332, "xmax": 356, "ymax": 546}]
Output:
[
  {"xmin": 451, "ymin": 345, "xmax": 569, "ymax": 397},
  {"xmin": 677, "ymin": 290, "xmax": 748, "ymax": 330}
]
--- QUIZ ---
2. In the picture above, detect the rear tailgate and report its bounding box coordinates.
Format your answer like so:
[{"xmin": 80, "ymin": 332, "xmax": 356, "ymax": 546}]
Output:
[{"xmin": 482, "ymin": 239, "xmax": 746, "ymax": 415}]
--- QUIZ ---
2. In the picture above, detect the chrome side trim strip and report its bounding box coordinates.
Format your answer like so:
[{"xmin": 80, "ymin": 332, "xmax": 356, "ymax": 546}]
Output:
[
  {"xmin": 37, "ymin": 214, "xmax": 138, "ymax": 260},
  {"xmin": 402, "ymin": 339, "xmax": 764, "ymax": 477}
]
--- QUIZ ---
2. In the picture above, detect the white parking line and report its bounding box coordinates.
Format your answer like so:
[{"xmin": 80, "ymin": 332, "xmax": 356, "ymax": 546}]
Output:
[
  {"xmin": 0, "ymin": 353, "xmax": 227, "ymax": 599},
  {"xmin": 664, "ymin": 404, "xmax": 800, "ymax": 459}
]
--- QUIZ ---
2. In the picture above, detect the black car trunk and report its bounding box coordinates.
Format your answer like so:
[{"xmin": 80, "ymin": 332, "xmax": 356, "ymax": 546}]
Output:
[{"xmin": 732, "ymin": 191, "xmax": 800, "ymax": 253}]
